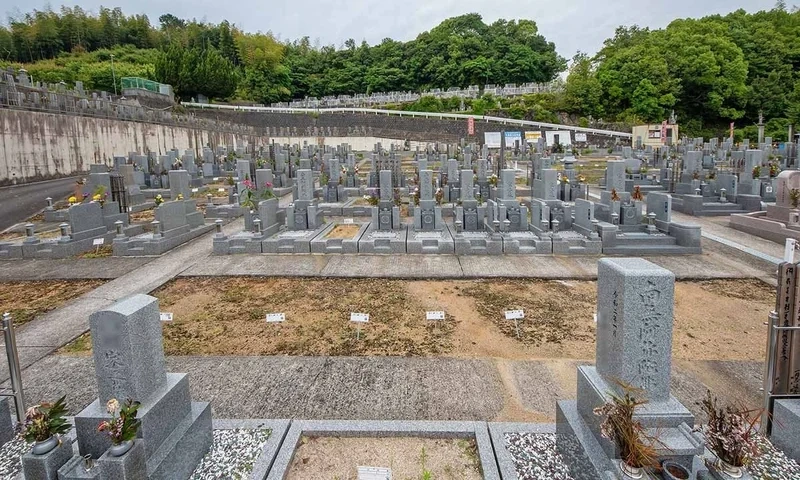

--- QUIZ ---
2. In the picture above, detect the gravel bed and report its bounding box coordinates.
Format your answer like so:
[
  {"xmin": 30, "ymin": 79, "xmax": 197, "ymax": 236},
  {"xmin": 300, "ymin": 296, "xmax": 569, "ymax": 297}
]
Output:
[
  {"xmin": 0, "ymin": 437, "xmax": 30, "ymax": 478},
  {"xmin": 505, "ymin": 432, "xmax": 575, "ymax": 480},
  {"xmin": 190, "ymin": 428, "xmax": 272, "ymax": 480},
  {"xmin": 747, "ymin": 435, "xmax": 800, "ymax": 480}
]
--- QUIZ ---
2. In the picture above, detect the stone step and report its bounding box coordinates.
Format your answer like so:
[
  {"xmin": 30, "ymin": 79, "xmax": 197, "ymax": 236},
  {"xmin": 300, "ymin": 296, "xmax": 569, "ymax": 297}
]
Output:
[
  {"xmin": 146, "ymin": 402, "xmax": 212, "ymax": 480},
  {"xmin": 602, "ymin": 244, "xmax": 699, "ymax": 255},
  {"xmin": 613, "ymin": 235, "xmax": 677, "ymax": 246}
]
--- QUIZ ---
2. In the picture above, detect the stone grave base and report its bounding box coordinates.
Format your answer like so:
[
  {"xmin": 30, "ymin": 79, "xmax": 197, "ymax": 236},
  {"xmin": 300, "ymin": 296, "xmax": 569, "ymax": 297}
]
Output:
[
  {"xmin": 551, "ymin": 231, "xmax": 602, "ymax": 255},
  {"xmin": 671, "ymin": 194, "xmax": 753, "ymax": 216},
  {"xmin": 358, "ymin": 225, "xmax": 408, "ymax": 254},
  {"xmin": 448, "ymin": 227, "xmax": 503, "ymax": 255},
  {"xmin": 205, "ymin": 204, "xmax": 244, "ymax": 220},
  {"xmin": 406, "ymin": 228, "xmax": 455, "ymax": 254},
  {"xmin": 0, "ymin": 225, "xmax": 144, "ymax": 259},
  {"xmin": 341, "ymin": 200, "xmax": 373, "ymax": 217},
  {"xmin": 771, "ymin": 399, "xmax": 800, "ymax": 463},
  {"xmin": 730, "ymin": 211, "xmax": 800, "ymax": 245},
  {"xmin": 262, "ymin": 224, "xmax": 329, "ymax": 253},
  {"xmin": 213, "ymin": 225, "xmax": 281, "ymax": 255},
  {"xmin": 128, "ymin": 202, "xmax": 156, "ymax": 214},
  {"xmin": 112, "ymin": 224, "xmax": 214, "ymax": 256},
  {"xmin": 318, "ymin": 202, "xmax": 349, "ymax": 216},
  {"xmin": 500, "ymin": 231, "xmax": 552, "ymax": 254},
  {"xmin": 273, "ymin": 187, "xmax": 293, "ymax": 197},
  {"xmin": 310, "ymin": 222, "xmax": 369, "ymax": 254},
  {"xmin": 43, "ymin": 209, "xmax": 70, "ymax": 223},
  {"xmin": 266, "ymin": 420, "xmax": 500, "ymax": 480},
  {"xmin": 488, "ymin": 422, "xmax": 555, "ymax": 480}
]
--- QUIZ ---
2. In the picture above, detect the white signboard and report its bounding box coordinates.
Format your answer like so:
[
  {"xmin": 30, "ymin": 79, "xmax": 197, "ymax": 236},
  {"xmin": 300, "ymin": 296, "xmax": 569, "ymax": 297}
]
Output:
[
  {"xmin": 218, "ymin": 188, "xmax": 226, "ymax": 192},
  {"xmin": 350, "ymin": 313, "xmax": 370, "ymax": 323},
  {"xmin": 575, "ymin": 133, "xmax": 588, "ymax": 142},
  {"xmin": 213, "ymin": 177, "xmax": 219, "ymax": 181},
  {"xmin": 504, "ymin": 309, "xmax": 525, "ymax": 320},
  {"xmin": 191, "ymin": 188, "xmax": 199, "ymax": 193},
  {"xmin": 484, "ymin": 132, "xmax": 502, "ymax": 148},
  {"xmin": 426, "ymin": 311, "xmax": 445, "ymax": 320},
  {"xmin": 545, "ymin": 130, "xmax": 573, "ymax": 147},
  {"xmin": 343, "ymin": 218, "xmax": 355, "ymax": 224},
  {"xmin": 159, "ymin": 312, "xmax": 173, "ymax": 322},
  {"xmin": 266, "ymin": 313, "xmax": 285, "ymax": 323},
  {"xmin": 92, "ymin": 238, "xmax": 104, "ymax": 246},
  {"xmin": 357, "ymin": 466, "xmax": 392, "ymax": 480}
]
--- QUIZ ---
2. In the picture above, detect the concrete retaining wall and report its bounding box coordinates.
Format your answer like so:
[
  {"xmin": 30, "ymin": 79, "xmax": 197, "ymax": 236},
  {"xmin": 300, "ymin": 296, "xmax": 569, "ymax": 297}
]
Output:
[{"xmin": 0, "ymin": 109, "xmax": 266, "ymax": 184}]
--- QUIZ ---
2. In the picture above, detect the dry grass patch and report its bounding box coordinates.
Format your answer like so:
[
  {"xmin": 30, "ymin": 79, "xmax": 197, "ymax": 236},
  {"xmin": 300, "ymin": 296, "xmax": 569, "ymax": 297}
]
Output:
[
  {"xmin": 0, "ymin": 280, "xmax": 105, "ymax": 326},
  {"xmin": 325, "ymin": 224, "xmax": 361, "ymax": 239}
]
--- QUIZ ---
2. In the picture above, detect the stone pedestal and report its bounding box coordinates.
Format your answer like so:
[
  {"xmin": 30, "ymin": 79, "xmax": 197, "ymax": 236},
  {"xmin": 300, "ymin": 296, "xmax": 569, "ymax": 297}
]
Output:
[
  {"xmin": 22, "ymin": 436, "xmax": 74, "ymax": 480},
  {"xmin": 0, "ymin": 397, "xmax": 14, "ymax": 446},
  {"xmin": 771, "ymin": 399, "xmax": 800, "ymax": 463},
  {"xmin": 98, "ymin": 440, "xmax": 147, "ymax": 480}
]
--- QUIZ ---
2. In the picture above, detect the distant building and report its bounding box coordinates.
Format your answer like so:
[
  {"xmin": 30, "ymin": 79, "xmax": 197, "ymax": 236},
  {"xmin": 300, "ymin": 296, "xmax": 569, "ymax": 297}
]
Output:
[{"xmin": 632, "ymin": 123, "xmax": 679, "ymax": 149}]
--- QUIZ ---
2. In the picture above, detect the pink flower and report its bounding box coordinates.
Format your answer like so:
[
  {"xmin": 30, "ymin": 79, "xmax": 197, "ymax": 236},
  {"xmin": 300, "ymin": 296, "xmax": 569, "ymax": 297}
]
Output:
[{"xmin": 265, "ymin": 182, "xmax": 273, "ymax": 188}]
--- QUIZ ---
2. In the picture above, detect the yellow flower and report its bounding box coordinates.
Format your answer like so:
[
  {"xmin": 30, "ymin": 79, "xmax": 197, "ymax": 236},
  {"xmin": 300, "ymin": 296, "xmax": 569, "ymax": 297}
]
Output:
[
  {"xmin": 92, "ymin": 194, "xmax": 101, "ymax": 202},
  {"xmin": 176, "ymin": 194, "xmax": 184, "ymax": 200},
  {"xmin": 68, "ymin": 196, "xmax": 77, "ymax": 204}
]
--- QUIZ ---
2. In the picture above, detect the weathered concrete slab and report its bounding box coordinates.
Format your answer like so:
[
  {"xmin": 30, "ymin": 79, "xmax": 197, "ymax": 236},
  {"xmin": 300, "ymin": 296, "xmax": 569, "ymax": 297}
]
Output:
[{"xmin": 321, "ymin": 255, "xmax": 463, "ymax": 278}]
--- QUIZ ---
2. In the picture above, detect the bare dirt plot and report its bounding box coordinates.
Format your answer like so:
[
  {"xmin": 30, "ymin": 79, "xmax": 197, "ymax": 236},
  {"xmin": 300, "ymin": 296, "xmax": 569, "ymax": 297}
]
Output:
[
  {"xmin": 325, "ymin": 225, "xmax": 361, "ymax": 239},
  {"xmin": 286, "ymin": 436, "xmax": 482, "ymax": 480},
  {"xmin": 0, "ymin": 280, "xmax": 106, "ymax": 326},
  {"xmin": 58, "ymin": 277, "xmax": 775, "ymax": 362}
]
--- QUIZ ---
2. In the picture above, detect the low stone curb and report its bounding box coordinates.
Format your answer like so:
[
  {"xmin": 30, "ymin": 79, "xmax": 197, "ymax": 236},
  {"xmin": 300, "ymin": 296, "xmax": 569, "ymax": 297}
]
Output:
[
  {"xmin": 488, "ymin": 422, "xmax": 555, "ymax": 479},
  {"xmin": 266, "ymin": 419, "xmax": 501, "ymax": 480}
]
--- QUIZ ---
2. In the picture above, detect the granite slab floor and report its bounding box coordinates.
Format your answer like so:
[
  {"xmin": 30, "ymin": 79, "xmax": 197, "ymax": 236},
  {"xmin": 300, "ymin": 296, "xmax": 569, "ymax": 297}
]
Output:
[{"xmin": 10, "ymin": 355, "xmax": 763, "ymax": 426}]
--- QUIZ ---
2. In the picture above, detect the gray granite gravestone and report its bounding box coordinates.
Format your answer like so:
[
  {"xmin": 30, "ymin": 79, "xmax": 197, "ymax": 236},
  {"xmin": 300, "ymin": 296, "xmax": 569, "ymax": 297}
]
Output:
[
  {"xmin": 72, "ymin": 295, "xmax": 212, "ymax": 479},
  {"xmin": 168, "ymin": 170, "xmax": 191, "ymax": 201},
  {"xmin": 605, "ymin": 161, "xmax": 626, "ymax": 192}
]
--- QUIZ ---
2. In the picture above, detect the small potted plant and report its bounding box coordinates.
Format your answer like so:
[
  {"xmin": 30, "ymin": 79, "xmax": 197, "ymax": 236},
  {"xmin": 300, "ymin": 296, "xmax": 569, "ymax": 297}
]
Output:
[
  {"xmin": 98, "ymin": 398, "xmax": 141, "ymax": 457},
  {"xmin": 593, "ymin": 385, "xmax": 659, "ymax": 479},
  {"xmin": 698, "ymin": 390, "xmax": 760, "ymax": 479},
  {"xmin": 434, "ymin": 187, "xmax": 444, "ymax": 206},
  {"xmin": 261, "ymin": 182, "xmax": 275, "ymax": 200},
  {"xmin": 752, "ymin": 166, "xmax": 761, "ymax": 180},
  {"xmin": 631, "ymin": 185, "xmax": 644, "ymax": 202},
  {"xmin": 154, "ymin": 194, "xmax": 164, "ymax": 207},
  {"xmin": 488, "ymin": 174, "xmax": 498, "ymax": 187},
  {"xmin": 20, "ymin": 395, "xmax": 71, "ymax": 455}
]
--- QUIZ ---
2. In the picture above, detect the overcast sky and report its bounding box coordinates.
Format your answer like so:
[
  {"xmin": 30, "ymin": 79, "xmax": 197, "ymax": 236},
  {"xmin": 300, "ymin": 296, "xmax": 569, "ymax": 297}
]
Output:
[{"xmin": 4, "ymin": 0, "xmax": 779, "ymax": 58}]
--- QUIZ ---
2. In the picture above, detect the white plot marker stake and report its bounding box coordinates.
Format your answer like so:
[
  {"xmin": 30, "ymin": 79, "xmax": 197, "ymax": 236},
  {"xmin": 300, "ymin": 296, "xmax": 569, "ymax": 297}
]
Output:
[
  {"xmin": 350, "ymin": 313, "xmax": 369, "ymax": 340},
  {"xmin": 505, "ymin": 309, "xmax": 525, "ymax": 339}
]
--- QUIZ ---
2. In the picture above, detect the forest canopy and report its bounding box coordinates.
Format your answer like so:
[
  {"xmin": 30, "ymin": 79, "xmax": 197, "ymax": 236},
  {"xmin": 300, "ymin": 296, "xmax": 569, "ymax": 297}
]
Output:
[{"xmin": 1, "ymin": 4, "xmax": 799, "ymax": 139}]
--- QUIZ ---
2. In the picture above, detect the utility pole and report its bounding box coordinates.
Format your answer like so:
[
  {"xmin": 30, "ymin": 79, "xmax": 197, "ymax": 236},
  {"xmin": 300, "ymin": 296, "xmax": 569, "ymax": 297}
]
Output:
[{"xmin": 110, "ymin": 54, "xmax": 117, "ymax": 96}]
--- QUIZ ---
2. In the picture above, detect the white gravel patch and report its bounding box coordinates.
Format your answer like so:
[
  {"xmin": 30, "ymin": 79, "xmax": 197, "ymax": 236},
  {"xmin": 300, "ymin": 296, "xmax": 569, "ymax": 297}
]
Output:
[
  {"xmin": 190, "ymin": 428, "xmax": 271, "ymax": 480},
  {"xmin": 504, "ymin": 432, "xmax": 575, "ymax": 480},
  {"xmin": 747, "ymin": 435, "xmax": 800, "ymax": 480},
  {"xmin": 0, "ymin": 437, "xmax": 30, "ymax": 478}
]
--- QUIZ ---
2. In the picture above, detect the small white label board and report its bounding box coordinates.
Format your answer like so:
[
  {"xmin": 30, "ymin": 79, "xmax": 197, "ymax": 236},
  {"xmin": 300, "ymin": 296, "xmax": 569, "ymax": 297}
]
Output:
[
  {"xmin": 159, "ymin": 312, "xmax": 173, "ymax": 322},
  {"xmin": 92, "ymin": 238, "xmax": 104, "ymax": 246},
  {"xmin": 785, "ymin": 239, "xmax": 797, "ymax": 263},
  {"xmin": 213, "ymin": 177, "xmax": 219, "ymax": 181},
  {"xmin": 266, "ymin": 313, "xmax": 285, "ymax": 323},
  {"xmin": 357, "ymin": 466, "xmax": 392, "ymax": 480},
  {"xmin": 593, "ymin": 312, "xmax": 598, "ymax": 323},
  {"xmin": 505, "ymin": 309, "xmax": 525, "ymax": 320},
  {"xmin": 191, "ymin": 188, "xmax": 199, "ymax": 193},
  {"xmin": 350, "ymin": 313, "xmax": 370, "ymax": 323},
  {"xmin": 426, "ymin": 311, "xmax": 445, "ymax": 320},
  {"xmin": 343, "ymin": 218, "xmax": 355, "ymax": 224},
  {"xmin": 217, "ymin": 188, "xmax": 225, "ymax": 192}
]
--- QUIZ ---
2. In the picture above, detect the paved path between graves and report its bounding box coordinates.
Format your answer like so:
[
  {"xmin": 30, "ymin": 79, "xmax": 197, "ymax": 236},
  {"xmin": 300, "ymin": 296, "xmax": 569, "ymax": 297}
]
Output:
[
  {"xmin": 0, "ymin": 176, "xmax": 80, "ymax": 231},
  {"xmin": 13, "ymin": 354, "xmax": 762, "ymax": 425},
  {"xmin": 180, "ymin": 237, "xmax": 774, "ymax": 282},
  {"xmin": 0, "ymin": 218, "xmax": 244, "ymax": 384}
]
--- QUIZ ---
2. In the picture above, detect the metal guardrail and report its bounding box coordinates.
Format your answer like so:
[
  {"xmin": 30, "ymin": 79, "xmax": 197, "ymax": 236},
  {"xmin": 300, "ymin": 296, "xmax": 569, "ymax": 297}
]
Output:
[
  {"xmin": 182, "ymin": 103, "xmax": 633, "ymax": 139},
  {"xmin": 1, "ymin": 312, "xmax": 25, "ymax": 422}
]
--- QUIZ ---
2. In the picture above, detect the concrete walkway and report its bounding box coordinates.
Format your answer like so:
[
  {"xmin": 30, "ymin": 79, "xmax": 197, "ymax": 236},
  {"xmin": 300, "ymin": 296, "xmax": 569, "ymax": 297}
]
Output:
[{"xmin": 17, "ymin": 354, "xmax": 762, "ymax": 425}]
